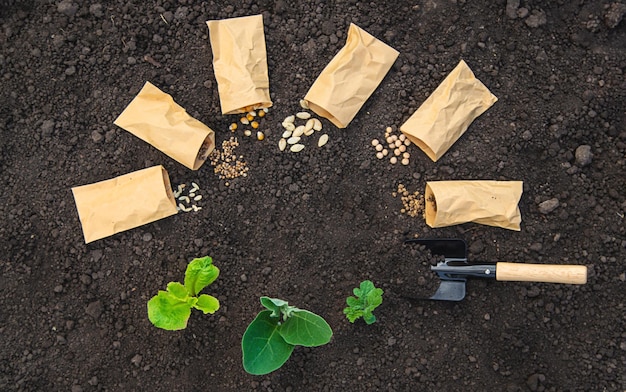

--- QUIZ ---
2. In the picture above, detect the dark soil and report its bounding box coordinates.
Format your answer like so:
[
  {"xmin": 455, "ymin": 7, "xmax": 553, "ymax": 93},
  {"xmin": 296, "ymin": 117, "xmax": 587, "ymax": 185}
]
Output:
[{"xmin": 1, "ymin": 1, "xmax": 625, "ymax": 391}]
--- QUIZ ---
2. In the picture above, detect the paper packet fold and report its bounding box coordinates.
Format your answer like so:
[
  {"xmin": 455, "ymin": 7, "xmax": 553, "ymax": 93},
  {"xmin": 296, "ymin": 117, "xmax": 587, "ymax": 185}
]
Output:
[
  {"xmin": 72, "ymin": 165, "xmax": 179, "ymax": 243},
  {"xmin": 206, "ymin": 14, "xmax": 272, "ymax": 114},
  {"xmin": 425, "ymin": 180, "xmax": 523, "ymax": 230},
  {"xmin": 114, "ymin": 82, "xmax": 215, "ymax": 170},
  {"xmin": 303, "ymin": 23, "xmax": 399, "ymax": 128},
  {"xmin": 401, "ymin": 60, "xmax": 497, "ymax": 161}
]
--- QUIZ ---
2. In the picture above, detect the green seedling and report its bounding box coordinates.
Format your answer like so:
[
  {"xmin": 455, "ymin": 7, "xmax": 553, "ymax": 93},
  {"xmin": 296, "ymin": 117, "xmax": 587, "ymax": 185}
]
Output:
[
  {"xmin": 147, "ymin": 256, "xmax": 220, "ymax": 330},
  {"xmin": 242, "ymin": 297, "xmax": 333, "ymax": 375},
  {"xmin": 344, "ymin": 280, "xmax": 383, "ymax": 325}
]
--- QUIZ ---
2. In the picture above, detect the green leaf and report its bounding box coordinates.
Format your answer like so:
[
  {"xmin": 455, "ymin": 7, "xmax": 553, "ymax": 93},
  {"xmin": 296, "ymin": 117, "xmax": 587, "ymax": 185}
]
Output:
[
  {"xmin": 260, "ymin": 296, "xmax": 298, "ymax": 321},
  {"xmin": 184, "ymin": 256, "xmax": 219, "ymax": 296},
  {"xmin": 278, "ymin": 309, "xmax": 333, "ymax": 347},
  {"xmin": 242, "ymin": 310, "xmax": 295, "ymax": 375},
  {"xmin": 147, "ymin": 290, "xmax": 192, "ymax": 331},
  {"xmin": 193, "ymin": 294, "xmax": 220, "ymax": 314},
  {"xmin": 167, "ymin": 281, "xmax": 189, "ymax": 300},
  {"xmin": 344, "ymin": 280, "xmax": 384, "ymax": 325}
]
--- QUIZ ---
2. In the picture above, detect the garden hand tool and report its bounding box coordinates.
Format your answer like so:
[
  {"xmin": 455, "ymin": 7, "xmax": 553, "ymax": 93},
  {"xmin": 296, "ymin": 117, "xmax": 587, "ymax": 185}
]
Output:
[{"xmin": 405, "ymin": 238, "xmax": 588, "ymax": 301}]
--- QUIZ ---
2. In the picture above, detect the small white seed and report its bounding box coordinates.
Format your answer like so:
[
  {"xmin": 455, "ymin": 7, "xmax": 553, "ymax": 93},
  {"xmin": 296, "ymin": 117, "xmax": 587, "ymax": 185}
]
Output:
[
  {"xmin": 287, "ymin": 136, "xmax": 301, "ymax": 144},
  {"xmin": 318, "ymin": 134, "xmax": 329, "ymax": 147},
  {"xmin": 189, "ymin": 192, "xmax": 196, "ymax": 198},
  {"xmin": 282, "ymin": 122, "xmax": 295, "ymax": 131},
  {"xmin": 313, "ymin": 118, "xmax": 322, "ymax": 131},
  {"xmin": 376, "ymin": 151, "xmax": 384, "ymax": 159},
  {"xmin": 386, "ymin": 136, "xmax": 394, "ymax": 144},
  {"xmin": 382, "ymin": 149, "xmax": 388, "ymax": 156},
  {"xmin": 293, "ymin": 125, "xmax": 305, "ymax": 137},
  {"xmin": 404, "ymin": 138, "xmax": 411, "ymax": 146},
  {"xmin": 403, "ymin": 152, "xmax": 410, "ymax": 159},
  {"xmin": 395, "ymin": 139, "xmax": 402, "ymax": 148},
  {"xmin": 178, "ymin": 203, "xmax": 185, "ymax": 211},
  {"xmin": 284, "ymin": 115, "xmax": 295, "ymax": 123},
  {"xmin": 178, "ymin": 195, "xmax": 190, "ymax": 203},
  {"xmin": 240, "ymin": 118, "xmax": 250, "ymax": 125},
  {"xmin": 399, "ymin": 134, "xmax": 406, "ymax": 141},
  {"xmin": 305, "ymin": 119, "xmax": 315, "ymax": 132},
  {"xmin": 386, "ymin": 126, "xmax": 393, "ymax": 133},
  {"xmin": 248, "ymin": 110, "xmax": 257, "ymax": 117},
  {"xmin": 371, "ymin": 139, "xmax": 380, "ymax": 147},
  {"xmin": 390, "ymin": 157, "xmax": 398, "ymax": 164},
  {"xmin": 290, "ymin": 144, "xmax": 305, "ymax": 152},
  {"xmin": 299, "ymin": 99, "xmax": 309, "ymax": 109},
  {"xmin": 399, "ymin": 145, "xmax": 406, "ymax": 153},
  {"xmin": 173, "ymin": 190, "xmax": 181, "ymax": 198},
  {"xmin": 194, "ymin": 195, "xmax": 202, "ymax": 201},
  {"xmin": 391, "ymin": 134, "xmax": 398, "ymax": 142},
  {"xmin": 376, "ymin": 144, "xmax": 383, "ymax": 152},
  {"xmin": 304, "ymin": 128, "xmax": 314, "ymax": 136},
  {"xmin": 191, "ymin": 182, "xmax": 199, "ymax": 189},
  {"xmin": 279, "ymin": 138, "xmax": 287, "ymax": 151},
  {"xmin": 244, "ymin": 130, "xmax": 252, "ymax": 137},
  {"xmin": 401, "ymin": 158, "xmax": 410, "ymax": 166},
  {"xmin": 394, "ymin": 148, "xmax": 401, "ymax": 156},
  {"xmin": 296, "ymin": 111, "xmax": 311, "ymax": 120},
  {"xmin": 282, "ymin": 130, "xmax": 293, "ymax": 138}
]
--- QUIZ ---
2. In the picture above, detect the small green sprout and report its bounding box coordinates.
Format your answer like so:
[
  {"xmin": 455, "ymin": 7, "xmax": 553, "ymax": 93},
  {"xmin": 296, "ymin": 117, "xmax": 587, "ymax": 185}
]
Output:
[
  {"xmin": 242, "ymin": 297, "xmax": 333, "ymax": 375},
  {"xmin": 344, "ymin": 280, "xmax": 383, "ymax": 325},
  {"xmin": 147, "ymin": 256, "xmax": 220, "ymax": 330}
]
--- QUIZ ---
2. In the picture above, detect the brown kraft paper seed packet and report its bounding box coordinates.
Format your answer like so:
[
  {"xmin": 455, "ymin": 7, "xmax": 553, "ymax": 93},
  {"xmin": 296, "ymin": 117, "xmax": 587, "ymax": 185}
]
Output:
[
  {"xmin": 206, "ymin": 14, "xmax": 272, "ymax": 114},
  {"xmin": 114, "ymin": 82, "xmax": 216, "ymax": 170},
  {"xmin": 303, "ymin": 23, "xmax": 399, "ymax": 129},
  {"xmin": 400, "ymin": 60, "xmax": 497, "ymax": 161},
  {"xmin": 425, "ymin": 180, "xmax": 523, "ymax": 231},
  {"xmin": 71, "ymin": 165, "xmax": 179, "ymax": 243}
]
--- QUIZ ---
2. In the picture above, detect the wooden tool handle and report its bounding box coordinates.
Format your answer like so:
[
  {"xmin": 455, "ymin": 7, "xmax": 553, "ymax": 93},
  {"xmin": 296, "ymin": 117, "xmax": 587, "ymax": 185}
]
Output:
[{"xmin": 496, "ymin": 262, "xmax": 587, "ymax": 284}]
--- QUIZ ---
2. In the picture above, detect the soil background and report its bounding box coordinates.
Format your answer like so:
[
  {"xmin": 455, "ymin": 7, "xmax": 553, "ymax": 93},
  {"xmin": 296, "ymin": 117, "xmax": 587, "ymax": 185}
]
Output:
[{"xmin": 1, "ymin": 1, "xmax": 625, "ymax": 391}]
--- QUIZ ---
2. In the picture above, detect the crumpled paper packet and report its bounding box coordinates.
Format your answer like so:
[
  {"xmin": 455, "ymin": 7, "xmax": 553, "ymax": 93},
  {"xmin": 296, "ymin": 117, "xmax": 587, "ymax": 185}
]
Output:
[
  {"xmin": 114, "ymin": 82, "xmax": 215, "ymax": 170},
  {"xmin": 400, "ymin": 60, "xmax": 497, "ymax": 161},
  {"xmin": 206, "ymin": 14, "xmax": 272, "ymax": 114},
  {"xmin": 425, "ymin": 180, "xmax": 523, "ymax": 230},
  {"xmin": 303, "ymin": 23, "xmax": 399, "ymax": 128},
  {"xmin": 71, "ymin": 165, "xmax": 178, "ymax": 243}
]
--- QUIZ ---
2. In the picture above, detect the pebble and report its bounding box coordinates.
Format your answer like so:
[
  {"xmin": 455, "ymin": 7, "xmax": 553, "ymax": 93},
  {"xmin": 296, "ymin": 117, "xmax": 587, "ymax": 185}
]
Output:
[
  {"xmin": 131, "ymin": 354, "xmax": 143, "ymax": 367},
  {"xmin": 91, "ymin": 130, "xmax": 103, "ymax": 143},
  {"xmin": 575, "ymin": 145, "xmax": 593, "ymax": 166},
  {"xmin": 85, "ymin": 300, "xmax": 103, "ymax": 319},
  {"xmin": 538, "ymin": 198, "xmax": 560, "ymax": 214},
  {"xmin": 57, "ymin": 0, "xmax": 78, "ymax": 17}
]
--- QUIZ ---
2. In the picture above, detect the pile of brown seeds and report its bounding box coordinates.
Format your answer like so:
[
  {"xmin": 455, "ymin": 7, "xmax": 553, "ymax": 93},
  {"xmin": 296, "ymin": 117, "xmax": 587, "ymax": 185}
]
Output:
[
  {"xmin": 208, "ymin": 137, "xmax": 249, "ymax": 182},
  {"xmin": 392, "ymin": 183, "xmax": 425, "ymax": 217}
]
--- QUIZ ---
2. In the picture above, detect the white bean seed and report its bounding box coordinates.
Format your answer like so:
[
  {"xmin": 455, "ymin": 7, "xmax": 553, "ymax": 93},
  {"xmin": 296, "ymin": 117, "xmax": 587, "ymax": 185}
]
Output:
[
  {"xmin": 376, "ymin": 144, "xmax": 383, "ymax": 152},
  {"xmin": 282, "ymin": 122, "xmax": 296, "ymax": 131},
  {"xmin": 399, "ymin": 145, "xmax": 406, "ymax": 153},
  {"xmin": 194, "ymin": 195, "xmax": 202, "ymax": 201},
  {"xmin": 372, "ymin": 139, "xmax": 380, "ymax": 147},
  {"xmin": 296, "ymin": 112, "xmax": 311, "ymax": 120},
  {"xmin": 394, "ymin": 148, "xmax": 401, "ymax": 156},
  {"xmin": 282, "ymin": 130, "xmax": 292, "ymax": 138},
  {"xmin": 293, "ymin": 125, "xmax": 305, "ymax": 137},
  {"xmin": 403, "ymin": 152, "xmax": 410, "ymax": 159},
  {"xmin": 283, "ymin": 115, "xmax": 295, "ymax": 123},
  {"xmin": 290, "ymin": 144, "xmax": 305, "ymax": 152},
  {"xmin": 401, "ymin": 158, "xmax": 410, "ymax": 166},
  {"xmin": 287, "ymin": 136, "xmax": 301, "ymax": 144},
  {"xmin": 394, "ymin": 140, "xmax": 402, "ymax": 148},
  {"xmin": 313, "ymin": 118, "xmax": 322, "ymax": 131},
  {"xmin": 318, "ymin": 134, "xmax": 329, "ymax": 147},
  {"xmin": 382, "ymin": 149, "xmax": 388, "ymax": 156},
  {"xmin": 300, "ymin": 99, "xmax": 309, "ymax": 109},
  {"xmin": 305, "ymin": 119, "xmax": 315, "ymax": 132},
  {"xmin": 376, "ymin": 152, "xmax": 384, "ymax": 159},
  {"xmin": 390, "ymin": 157, "xmax": 398, "ymax": 164},
  {"xmin": 279, "ymin": 138, "xmax": 287, "ymax": 151}
]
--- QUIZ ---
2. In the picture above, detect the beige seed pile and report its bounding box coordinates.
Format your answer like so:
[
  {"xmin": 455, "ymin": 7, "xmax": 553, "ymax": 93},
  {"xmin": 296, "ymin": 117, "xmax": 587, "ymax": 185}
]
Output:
[
  {"xmin": 229, "ymin": 107, "xmax": 268, "ymax": 141},
  {"xmin": 392, "ymin": 184, "xmax": 425, "ymax": 217},
  {"xmin": 209, "ymin": 137, "xmax": 249, "ymax": 180},
  {"xmin": 173, "ymin": 182, "xmax": 203, "ymax": 212},
  {"xmin": 371, "ymin": 126, "xmax": 412, "ymax": 165},
  {"xmin": 278, "ymin": 99, "xmax": 328, "ymax": 153}
]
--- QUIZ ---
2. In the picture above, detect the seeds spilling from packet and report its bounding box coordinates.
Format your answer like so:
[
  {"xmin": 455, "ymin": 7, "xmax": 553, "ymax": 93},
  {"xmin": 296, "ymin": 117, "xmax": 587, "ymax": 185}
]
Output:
[
  {"xmin": 173, "ymin": 182, "xmax": 203, "ymax": 213},
  {"xmin": 371, "ymin": 126, "xmax": 411, "ymax": 165},
  {"xmin": 278, "ymin": 100, "xmax": 328, "ymax": 152},
  {"xmin": 209, "ymin": 137, "xmax": 249, "ymax": 181},
  {"xmin": 230, "ymin": 108, "xmax": 268, "ymax": 141},
  {"xmin": 392, "ymin": 183, "xmax": 425, "ymax": 217}
]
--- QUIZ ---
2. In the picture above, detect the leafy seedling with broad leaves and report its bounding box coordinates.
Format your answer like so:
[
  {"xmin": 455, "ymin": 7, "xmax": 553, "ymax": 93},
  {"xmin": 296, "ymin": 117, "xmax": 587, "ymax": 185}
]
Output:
[
  {"xmin": 242, "ymin": 297, "xmax": 333, "ymax": 375},
  {"xmin": 147, "ymin": 256, "xmax": 220, "ymax": 330},
  {"xmin": 344, "ymin": 280, "xmax": 384, "ymax": 325}
]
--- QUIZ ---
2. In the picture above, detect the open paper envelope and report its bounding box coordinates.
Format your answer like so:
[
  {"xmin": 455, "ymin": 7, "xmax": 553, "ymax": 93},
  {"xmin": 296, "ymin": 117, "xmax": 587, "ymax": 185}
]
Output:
[
  {"xmin": 304, "ymin": 23, "xmax": 399, "ymax": 128},
  {"xmin": 114, "ymin": 82, "xmax": 215, "ymax": 170},
  {"xmin": 425, "ymin": 180, "xmax": 523, "ymax": 230},
  {"xmin": 400, "ymin": 60, "xmax": 497, "ymax": 161},
  {"xmin": 71, "ymin": 166, "xmax": 178, "ymax": 243},
  {"xmin": 206, "ymin": 14, "xmax": 272, "ymax": 114}
]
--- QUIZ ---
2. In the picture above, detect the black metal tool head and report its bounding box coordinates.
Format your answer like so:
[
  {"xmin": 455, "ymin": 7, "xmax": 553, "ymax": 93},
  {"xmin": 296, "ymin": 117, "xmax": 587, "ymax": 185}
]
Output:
[{"xmin": 405, "ymin": 238, "xmax": 469, "ymax": 301}]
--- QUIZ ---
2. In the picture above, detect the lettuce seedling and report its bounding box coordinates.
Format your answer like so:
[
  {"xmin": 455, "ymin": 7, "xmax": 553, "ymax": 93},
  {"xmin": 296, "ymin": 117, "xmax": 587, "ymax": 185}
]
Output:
[
  {"xmin": 242, "ymin": 297, "xmax": 333, "ymax": 375},
  {"xmin": 344, "ymin": 280, "xmax": 383, "ymax": 325},
  {"xmin": 147, "ymin": 256, "xmax": 220, "ymax": 330}
]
